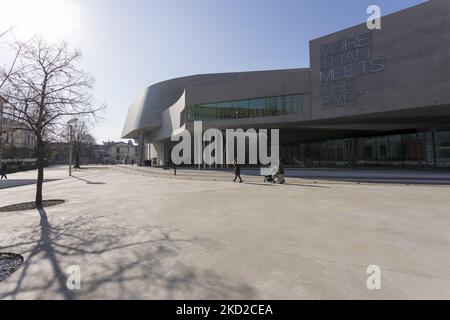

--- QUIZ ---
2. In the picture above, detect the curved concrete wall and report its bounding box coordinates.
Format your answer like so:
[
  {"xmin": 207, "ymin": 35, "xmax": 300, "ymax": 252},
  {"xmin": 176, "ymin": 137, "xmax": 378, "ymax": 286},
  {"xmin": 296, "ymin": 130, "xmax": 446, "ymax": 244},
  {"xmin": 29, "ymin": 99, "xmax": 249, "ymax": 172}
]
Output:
[
  {"xmin": 122, "ymin": 0, "xmax": 450, "ymax": 149},
  {"xmin": 147, "ymin": 91, "xmax": 186, "ymax": 142},
  {"xmin": 121, "ymin": 68, "xmax": 311, "ymax": 140}
]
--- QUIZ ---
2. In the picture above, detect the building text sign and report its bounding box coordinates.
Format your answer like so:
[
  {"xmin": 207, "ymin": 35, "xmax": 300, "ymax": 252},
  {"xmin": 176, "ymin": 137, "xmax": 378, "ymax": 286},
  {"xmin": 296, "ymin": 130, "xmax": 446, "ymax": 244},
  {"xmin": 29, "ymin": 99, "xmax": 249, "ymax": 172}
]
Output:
[{"xmin": 319, "ymin": 31, "xmax": 385, "ymax": 107}]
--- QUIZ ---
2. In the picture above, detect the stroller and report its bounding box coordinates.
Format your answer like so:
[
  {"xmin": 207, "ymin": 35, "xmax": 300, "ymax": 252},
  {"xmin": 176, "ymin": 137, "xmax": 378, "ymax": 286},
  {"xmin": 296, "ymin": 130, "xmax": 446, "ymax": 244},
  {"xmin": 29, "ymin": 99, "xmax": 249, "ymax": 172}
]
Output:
[{"xmin": 263, "ymin": 166, "xmax": 279, "ymax": 183}]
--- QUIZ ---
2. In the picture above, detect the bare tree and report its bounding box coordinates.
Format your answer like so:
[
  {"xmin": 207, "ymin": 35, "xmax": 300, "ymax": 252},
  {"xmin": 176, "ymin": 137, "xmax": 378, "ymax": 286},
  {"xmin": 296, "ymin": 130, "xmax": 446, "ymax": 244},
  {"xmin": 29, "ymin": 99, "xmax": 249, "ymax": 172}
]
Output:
[
  {"xmin": 1, "ymin": 26, "xmax": 20, "ymax": 160},
  {"xmin": 67, "ymin": 120, "xmax": 97, "ymax": 168},
  {"xmin": 77, "ymin": 132, "xmax": 97, "ymax": 166},
  {"xmin": 0, "ymin": 26, "xmax": 21, "ymax": 89},
  {"xmin": 1, "ymin": 36, "xmax": 104, "ymax": 207}
]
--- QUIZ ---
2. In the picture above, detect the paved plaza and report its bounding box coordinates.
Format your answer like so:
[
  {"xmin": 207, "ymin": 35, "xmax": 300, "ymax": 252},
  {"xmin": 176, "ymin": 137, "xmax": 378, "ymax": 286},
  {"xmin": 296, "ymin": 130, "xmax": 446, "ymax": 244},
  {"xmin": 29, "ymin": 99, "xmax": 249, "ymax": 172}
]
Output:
[{"xmin": 1, "ymin": 166, "xmax": 450, "ymax": 299}]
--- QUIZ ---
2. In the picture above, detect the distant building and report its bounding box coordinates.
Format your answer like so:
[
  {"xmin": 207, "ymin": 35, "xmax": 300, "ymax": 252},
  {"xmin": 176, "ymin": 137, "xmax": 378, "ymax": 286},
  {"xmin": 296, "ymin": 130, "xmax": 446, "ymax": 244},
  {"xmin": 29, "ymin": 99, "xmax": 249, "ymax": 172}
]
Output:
[
  {"xmin": 88, "ymin": 144, "xmax": 109, "ymax": 164},
  {"xmin": 46, "ymin": 143, "xmax": 109, "ymax": 165},
  {"xmin": 45, "ymin": 140, "xmax": 137, "ymax": 165},
  {"xmin": 0, "ymin": 118, "xmax": 37, "ymax": 159},
  {"xmin": 45, "ymin": 142, "xmax": 68, "ymax": 164},
  {"xmin": 104, "ymin": 140, "xmax": 138, "ymax": 164}
]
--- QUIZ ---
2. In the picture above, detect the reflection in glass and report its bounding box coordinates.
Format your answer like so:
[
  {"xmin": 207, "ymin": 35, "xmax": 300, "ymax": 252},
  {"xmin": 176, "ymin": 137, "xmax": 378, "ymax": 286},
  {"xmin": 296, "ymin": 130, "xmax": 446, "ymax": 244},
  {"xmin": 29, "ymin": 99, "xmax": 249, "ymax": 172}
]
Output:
[
  {"xmin": 248, "ymin": 98, "xmax": 266, "ymax": 118},
  {"xmin": 186, "ymin": 94, "xmax": 304, "ymax": 122}
]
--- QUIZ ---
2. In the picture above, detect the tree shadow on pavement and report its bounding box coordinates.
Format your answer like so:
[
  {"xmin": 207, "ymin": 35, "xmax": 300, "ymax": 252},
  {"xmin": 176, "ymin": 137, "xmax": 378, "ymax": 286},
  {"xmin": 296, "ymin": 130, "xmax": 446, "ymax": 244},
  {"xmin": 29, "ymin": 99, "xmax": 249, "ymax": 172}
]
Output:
[
  {"xmin": 0, "ymin": 209, "xmax": 256, "ymax": 299},
  {"xmin": 71, "ymin": 176, "xmax": 106, "ymax": 185}
]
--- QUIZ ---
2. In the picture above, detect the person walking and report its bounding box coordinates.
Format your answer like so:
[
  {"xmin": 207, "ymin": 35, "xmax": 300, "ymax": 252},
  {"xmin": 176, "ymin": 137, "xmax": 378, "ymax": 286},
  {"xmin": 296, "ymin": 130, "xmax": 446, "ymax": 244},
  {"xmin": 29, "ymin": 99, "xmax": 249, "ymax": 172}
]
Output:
[
  {"xmin": 233, "ymin": 159, "xmax": 243, "ymax": 183},
  {"xmin": 0, "ymin": 162, "xmax": 7, "ymax": 180},
  {"xmin": 277, "ymin": 159, "xmax": 285, "ymax": 184}
]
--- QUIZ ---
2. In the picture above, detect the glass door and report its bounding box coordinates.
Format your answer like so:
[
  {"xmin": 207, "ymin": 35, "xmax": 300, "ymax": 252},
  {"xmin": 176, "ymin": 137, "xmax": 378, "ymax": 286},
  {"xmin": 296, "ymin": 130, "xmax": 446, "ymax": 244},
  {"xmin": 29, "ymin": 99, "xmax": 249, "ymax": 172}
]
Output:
[{"xmin": 343, "ymin": 139, "xmax": 355, "ymax": 167}]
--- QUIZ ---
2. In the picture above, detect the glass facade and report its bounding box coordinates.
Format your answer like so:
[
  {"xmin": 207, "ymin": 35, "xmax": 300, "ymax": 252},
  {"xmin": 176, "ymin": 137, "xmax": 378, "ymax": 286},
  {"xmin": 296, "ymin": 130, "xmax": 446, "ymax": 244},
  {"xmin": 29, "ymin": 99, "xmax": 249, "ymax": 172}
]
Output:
[
  {"xmin": 185, "ymin": 94, "xmax": 305, "ymax": 123},
  {"xmin": 280, "ymin": 129, "xmax": 450, "ymax": 168},
  {"xmin": 435, "ymin": 131, "xmax": 450, "ymax": 168}
]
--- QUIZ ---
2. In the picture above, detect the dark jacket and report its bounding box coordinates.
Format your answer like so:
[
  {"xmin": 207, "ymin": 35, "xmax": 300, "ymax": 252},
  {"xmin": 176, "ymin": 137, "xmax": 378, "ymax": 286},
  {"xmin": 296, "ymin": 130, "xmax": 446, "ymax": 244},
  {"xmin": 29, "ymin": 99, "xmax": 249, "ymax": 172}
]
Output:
[
  {"xmin": 278, "ymin": 161, "xmax": 285, "ymax": 174},
  {"xmin": 234, "ymin": 163, "xmax": 241, "ymax": 174}
]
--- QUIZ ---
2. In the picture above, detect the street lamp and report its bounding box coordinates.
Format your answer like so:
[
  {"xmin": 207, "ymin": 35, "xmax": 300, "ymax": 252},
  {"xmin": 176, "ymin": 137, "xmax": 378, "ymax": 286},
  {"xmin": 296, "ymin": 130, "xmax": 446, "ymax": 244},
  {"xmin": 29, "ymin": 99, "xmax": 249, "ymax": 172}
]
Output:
[{"xmin": 67, "ymin": 118, "xmax": 78, "ymax": 176}]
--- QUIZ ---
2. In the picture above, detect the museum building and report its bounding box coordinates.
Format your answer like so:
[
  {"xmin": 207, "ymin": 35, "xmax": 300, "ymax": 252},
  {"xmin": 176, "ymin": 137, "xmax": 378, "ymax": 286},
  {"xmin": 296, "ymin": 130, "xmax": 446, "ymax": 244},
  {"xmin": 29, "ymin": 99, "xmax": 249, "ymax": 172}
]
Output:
[{"xmin": 122, "ymin": 0, "xmax": 450, "ymax": 168}]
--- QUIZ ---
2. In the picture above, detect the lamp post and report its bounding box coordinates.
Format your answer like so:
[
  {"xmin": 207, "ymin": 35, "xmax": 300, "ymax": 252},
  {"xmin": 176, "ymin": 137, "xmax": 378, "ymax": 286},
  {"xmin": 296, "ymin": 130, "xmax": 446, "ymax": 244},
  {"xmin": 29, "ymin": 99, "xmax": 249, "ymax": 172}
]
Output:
[{"xmin": 67, "ymin": 118, "xmax": 78, "ymax": 176}]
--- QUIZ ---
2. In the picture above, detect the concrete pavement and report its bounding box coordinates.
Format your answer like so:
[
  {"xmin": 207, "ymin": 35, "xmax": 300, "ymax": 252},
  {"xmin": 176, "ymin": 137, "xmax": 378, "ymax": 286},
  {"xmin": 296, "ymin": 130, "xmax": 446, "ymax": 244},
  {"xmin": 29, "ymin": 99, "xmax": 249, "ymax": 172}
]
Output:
[
  {"xmin": 1, "ymin": 165, "xmax": 450, "ymax": 299},
  {"xmin": 117, "ymin": 165, "xmax": 450, "ymax": 185}
]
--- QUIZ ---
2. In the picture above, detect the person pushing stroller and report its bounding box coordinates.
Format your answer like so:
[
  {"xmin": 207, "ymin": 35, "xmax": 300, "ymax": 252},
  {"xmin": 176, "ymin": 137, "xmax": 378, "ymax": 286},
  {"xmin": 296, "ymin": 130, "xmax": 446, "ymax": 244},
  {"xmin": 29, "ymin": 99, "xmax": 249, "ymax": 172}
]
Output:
[{"xmin": 264, "ymin": 159, "xmax": 285, "ymax": 184}]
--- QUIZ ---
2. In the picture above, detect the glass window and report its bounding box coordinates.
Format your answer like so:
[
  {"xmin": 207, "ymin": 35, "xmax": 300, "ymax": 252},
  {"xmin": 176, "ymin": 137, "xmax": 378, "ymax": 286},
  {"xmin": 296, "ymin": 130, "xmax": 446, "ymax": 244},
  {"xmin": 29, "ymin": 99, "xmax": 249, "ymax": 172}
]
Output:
[
  {"xmin": 335, "ymin": 140, "xmax": 345, "ymax": 166},
  {"xmin": 298, "ymin": 143, "xmax": 306, "ymax": 166},
  {"xmin": 201, "ymin": 103, "xmax": 217, "ymax": 121},
  {"xmin": 291, "ymin": 143, "xmax": 300, "ymax": 165},
  {"xmin": 248, "ymin": 98, "xmax": 265, "ymax": 118},
  {"xmin": 186, "ymin": 94, "xmax": 304, "ymax": 122},
  {"xmin": 305, "ymin": 142, "xmax": 321, "ymax": 167},
  {"xmin": 265, "ymin": 96, "xmax": 284, "ymax": 116},
  {"xmin": 189, "ymin": 105, "xmax": 202, "ymax": 121},
  {"xmin": 285, "ymin": 95, "xmax": 303, "ymax": 114},
  {"xmin": 216, "ymin": 102, "xmax": 234, "ymax": 120},
  {"xmin": 187, "ymin": 107, "xmax": 193, "ymax": 122},
  {"xmin": 320, "ymin": 141, "xmax": 330, "ymax": 166},
  {"xmin": 376, "ymin": 136, "xmax": 389, "ymax": 165},
  {"xmin": 435, "ymin": 130, "xmax": 450, "ymax": 168},
  {"xmin": 232, "ymin": 100, "xmax": 249, "ymax": 118},
  {"xmin": 356, "ymin": 137, "xmax": 376, "ymax": 166},
  {"xmin": 389, "ymin": 135, "xmax": 403, "ymax": 167},
  {"xmin": 402, "ymin": 133, "xmax": 419, "ymax": 168},
  {"xmin": 424, "ymin": 131, "xmax": 435, "ymax": 168},
  {"xmin": 416, "ymin": 132, "xmax": 433, "ymax": 168}
]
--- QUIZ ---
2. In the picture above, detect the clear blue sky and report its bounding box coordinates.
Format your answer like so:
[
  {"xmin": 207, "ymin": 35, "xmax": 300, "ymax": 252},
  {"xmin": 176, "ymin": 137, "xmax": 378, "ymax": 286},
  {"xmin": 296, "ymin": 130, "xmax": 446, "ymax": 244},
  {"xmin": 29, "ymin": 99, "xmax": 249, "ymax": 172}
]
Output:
[{"xmin": 1, "ymin": 0, "xmax": 427, "ymax": 143}]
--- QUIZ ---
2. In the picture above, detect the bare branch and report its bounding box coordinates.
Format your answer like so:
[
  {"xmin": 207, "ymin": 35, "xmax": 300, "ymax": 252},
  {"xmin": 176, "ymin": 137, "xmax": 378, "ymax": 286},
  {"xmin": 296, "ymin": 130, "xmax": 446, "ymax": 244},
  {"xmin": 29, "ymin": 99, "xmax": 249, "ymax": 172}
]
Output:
[{"xmin": 1, "ymin": 34, "xmax": 106, "ymax": 206}]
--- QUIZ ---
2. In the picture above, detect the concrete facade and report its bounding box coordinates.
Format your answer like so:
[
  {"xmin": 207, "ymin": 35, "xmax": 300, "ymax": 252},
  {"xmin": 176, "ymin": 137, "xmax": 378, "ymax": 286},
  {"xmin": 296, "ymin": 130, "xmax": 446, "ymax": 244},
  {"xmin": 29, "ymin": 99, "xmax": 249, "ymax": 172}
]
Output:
[
  {"xmin": 309, "ymin": 0, "xmax": 450, "ymax": 121},
  {"xmin": 122, "ymin": 0, "xmax": 450, "ymax": 168}
]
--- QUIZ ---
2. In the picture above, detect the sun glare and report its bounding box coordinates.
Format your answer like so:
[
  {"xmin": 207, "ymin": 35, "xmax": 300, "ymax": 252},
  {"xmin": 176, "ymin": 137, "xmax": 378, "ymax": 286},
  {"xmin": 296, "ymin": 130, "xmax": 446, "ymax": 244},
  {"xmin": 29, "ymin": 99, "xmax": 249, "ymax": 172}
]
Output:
[{"xmin": 1, "ymin": 0, "xmax": 81, "ymax": 40}]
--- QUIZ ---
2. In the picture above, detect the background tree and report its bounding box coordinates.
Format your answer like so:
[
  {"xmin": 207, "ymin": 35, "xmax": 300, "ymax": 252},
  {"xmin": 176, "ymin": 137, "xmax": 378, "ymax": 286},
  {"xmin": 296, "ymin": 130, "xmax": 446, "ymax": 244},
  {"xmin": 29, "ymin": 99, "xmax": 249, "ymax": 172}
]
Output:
[
  {"xmin": 1, "ymin": 36, "xmax": 104, "ymax": 207},
  {"xmin": 69, "ymin": 120, "xmax": 97, "ymax": 168}
]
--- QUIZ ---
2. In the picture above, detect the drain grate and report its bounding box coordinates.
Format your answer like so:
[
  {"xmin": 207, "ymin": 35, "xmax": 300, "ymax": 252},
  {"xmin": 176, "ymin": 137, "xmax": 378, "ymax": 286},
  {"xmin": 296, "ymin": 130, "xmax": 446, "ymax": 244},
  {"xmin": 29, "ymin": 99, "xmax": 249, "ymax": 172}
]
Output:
[{"xmin": 0, "ymin": 253, "xmax": 24, "ymax": 282}]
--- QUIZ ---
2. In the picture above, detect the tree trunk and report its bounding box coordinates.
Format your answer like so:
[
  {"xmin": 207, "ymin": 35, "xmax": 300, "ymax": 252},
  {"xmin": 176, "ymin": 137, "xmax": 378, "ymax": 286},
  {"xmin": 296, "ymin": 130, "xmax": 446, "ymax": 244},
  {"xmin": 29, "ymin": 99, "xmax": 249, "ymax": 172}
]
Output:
[
  {"xmin": 74, "ymin": 144, "xmax": 81, "ymax": 168},
  {"xmin": 35, "ymin": 140, "xmax": 45, "ymax": 208}
]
